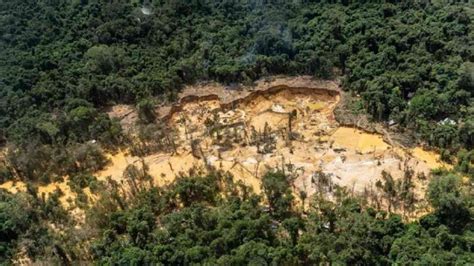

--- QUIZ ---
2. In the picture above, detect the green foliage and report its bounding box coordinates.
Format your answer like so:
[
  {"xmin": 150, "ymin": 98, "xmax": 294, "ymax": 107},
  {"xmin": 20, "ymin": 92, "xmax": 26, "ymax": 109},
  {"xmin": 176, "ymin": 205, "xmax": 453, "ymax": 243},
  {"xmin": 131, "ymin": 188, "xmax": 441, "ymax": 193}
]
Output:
[
  {"xmin": 0, "ymin": 189, "xmax": 70, "ymax": 263},
  {"xmin": 6, "ymin": 142, "xmax": 108, "ymax": 182},
  {"xmin": 298, "ymin": 199, "xmax": 405, "ymax": 264},
  {"xmin": 84, "ymin": 171, "xmax": 473, "ymax": 265},
  {"xmin": 0, "ymin": 1, "xmax": 473, "ymax": 264},
  {"xmin": 85, "ymin": 45, "xmax": 126, "ymax": 75},
  {"xmin": 456, "ymin": 149, "xmax": 474, "ymax": 180},
  {"xmin": 136, "ymin": 98, "xmax": 156, "ymax": 124},
  {"xmin": 427, "ymin": 173, "xmax": 471, "ymax": 232},
  {"xmin": 262, "ymin": 170, "xmax": 294, "ymax": 219},
  {"xmin": 0, "ymin": 1, "xmax": 471, "ymax": 203},
  {"xmin": 0, "ymin": 1, "xmax": 472, "ymax": 152},
  {"xmin": 0, "ymin": 192, "xmax": 34, "ymax": 260},
  {"xmin": 68, "ymin": 173, "xmax": 97, "ymax": 191},
  {"xmin": 90, "ymin": 173, "xmax": 297, "ymax": 265}
]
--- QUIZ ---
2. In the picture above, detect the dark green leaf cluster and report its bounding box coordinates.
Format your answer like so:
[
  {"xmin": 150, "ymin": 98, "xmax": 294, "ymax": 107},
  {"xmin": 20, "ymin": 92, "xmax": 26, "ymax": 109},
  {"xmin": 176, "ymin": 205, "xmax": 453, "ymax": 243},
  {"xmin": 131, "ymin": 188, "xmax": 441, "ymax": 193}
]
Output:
[
  {"xmin": 0, "ymin": 170, "xmax": 471, "ymax": 264},
  {"xmin": 84, "ymin": 171, "xmax": 472, "ymax": 265},
  {"xmin": 0, "ymin": 187, "xmax": 70, "ymax": 263},
  {"xmin": 0, "ymin": 1, "xmax": 472, "ymax": 151}
]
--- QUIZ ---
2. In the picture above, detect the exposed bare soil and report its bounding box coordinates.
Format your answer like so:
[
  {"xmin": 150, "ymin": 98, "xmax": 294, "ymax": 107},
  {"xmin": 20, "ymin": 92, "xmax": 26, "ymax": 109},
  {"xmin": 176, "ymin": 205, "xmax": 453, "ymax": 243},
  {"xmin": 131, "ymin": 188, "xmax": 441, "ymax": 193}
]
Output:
[
  {"xmin": 0, "ymin": 76, "xmax": 451, "ymax": 218},
  {"xmin": 97, "ymin": 77, "xmax": 450, "ymax": 211}
]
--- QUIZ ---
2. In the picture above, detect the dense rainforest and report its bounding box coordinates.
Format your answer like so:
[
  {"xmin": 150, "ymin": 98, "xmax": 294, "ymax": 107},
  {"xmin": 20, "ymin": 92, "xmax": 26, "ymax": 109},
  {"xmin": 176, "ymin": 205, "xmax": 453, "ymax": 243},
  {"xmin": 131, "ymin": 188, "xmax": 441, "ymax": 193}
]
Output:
[{"xmin": 0, "ymin": 0, "xmax": 473, "ymax": 264}]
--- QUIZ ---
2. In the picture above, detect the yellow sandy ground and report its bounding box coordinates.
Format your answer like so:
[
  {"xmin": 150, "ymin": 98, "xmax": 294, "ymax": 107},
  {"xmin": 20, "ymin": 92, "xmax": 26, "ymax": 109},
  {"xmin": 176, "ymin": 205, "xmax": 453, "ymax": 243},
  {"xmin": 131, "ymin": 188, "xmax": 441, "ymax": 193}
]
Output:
[
  {"xmin": 0, "ymin": 84, "xmax": 453, "ymax": 217},
  {"xmin": 411, "ymin": 147, "xmax": 452, "ymax": 170},
  {"xmin": 307, "ymin": 101, "xmax": 326, "ymax": 111},
  {"xmin": 149, "ymin": 153, "xmax": 203, "ymax": 186},
  {"xmin": 0, "ymin": 179, "xmax": 75, "ymax": 208},
  {"xmin": 249, "ymin": 112, "xmax": 287, "ymax": 132},
  {"xmin": 0, "ymin": 180, "xmax": 26, "ymax": 193},
  {"xmin": 97, "ymin": 151, "xmax": 138, "ymax": 181},
  {"xmin": 37, "ymin": 181, "xmax": 75, "ymax": 208},
  {"xmin": 330, "ymin": 127, "xmax": 390, "ymax": 153}
]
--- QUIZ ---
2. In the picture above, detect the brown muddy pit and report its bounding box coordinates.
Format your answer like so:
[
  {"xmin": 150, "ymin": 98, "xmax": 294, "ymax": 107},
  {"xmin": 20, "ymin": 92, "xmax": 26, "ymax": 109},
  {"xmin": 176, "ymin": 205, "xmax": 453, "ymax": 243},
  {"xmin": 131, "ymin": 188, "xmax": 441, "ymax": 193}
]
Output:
[{"xmin": 0, "ymin": 79, "xmax": 451, "ymax": 214}]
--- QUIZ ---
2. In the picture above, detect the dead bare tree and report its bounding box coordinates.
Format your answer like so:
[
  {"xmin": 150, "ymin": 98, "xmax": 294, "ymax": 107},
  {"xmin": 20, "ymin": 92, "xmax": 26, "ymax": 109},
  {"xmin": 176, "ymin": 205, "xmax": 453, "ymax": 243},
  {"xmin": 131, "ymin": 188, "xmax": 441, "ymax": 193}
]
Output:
[
  {"xmin": 288, "ymin": 109, "xmax": 297, "ymax": 140},
  {"xmin": 178, "ymin": 115, "xmax": 189, "ymax": 140},
  {"xmin": 122, "ymin": 159, "xmax": 152, "ymax": 196},
  {"xmin": 375, "ymin": 171, "xmax": 398, "ymax": 213}
]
